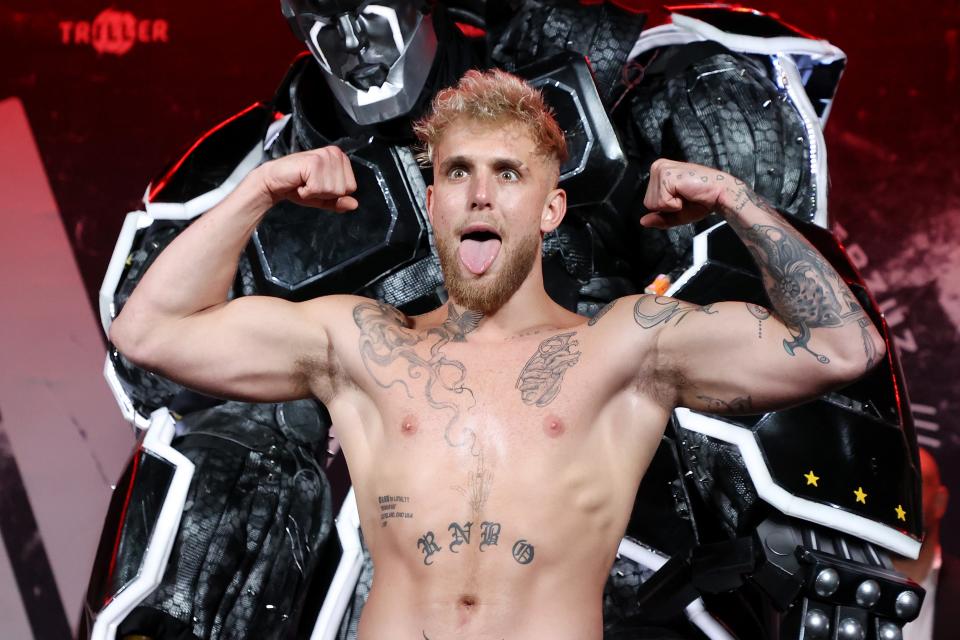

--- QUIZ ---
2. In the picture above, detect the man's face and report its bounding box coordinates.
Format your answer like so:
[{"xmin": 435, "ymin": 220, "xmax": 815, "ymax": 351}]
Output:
[{"xmin": 426, "ymin": 119, "xmax": 566, "ymax": 314}]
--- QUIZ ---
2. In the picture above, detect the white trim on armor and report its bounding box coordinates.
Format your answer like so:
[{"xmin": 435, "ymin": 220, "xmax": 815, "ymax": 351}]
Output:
[
  {"xmin": 616, "ymin": 538, "xmax": 734, "ymax": 640},
  {"xmin": 769, "ymin": 54, "xmax": 830, "ymax": 227},
  {"xmin": 142, "ymin": 139, "xmax": 265, "ymax": 219},
  {"xmin": 99, "ymin": 210, "xmax": 154, "ymax": 334},
  {"xmin": 90, "ymin": 408, "xmax": 195, "ymax": 640},
  {"xmin": 310, "ymin": 488, "xmax": 365, "ymax": 640},
  {"xmin": 103, "ymin": 355, "xmax": 150, "ymax": 430},
  {"xmin": 674, "ymin": 408, "xmax": 921, "ymax": 558},
  {"xmin": 629, "ymin": 13, "xmax": 846, "ymax": 65}
]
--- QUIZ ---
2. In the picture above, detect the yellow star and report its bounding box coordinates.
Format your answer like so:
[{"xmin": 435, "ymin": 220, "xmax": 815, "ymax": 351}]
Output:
[
  {"xmin": 804, "ymin": 470, "xmax": 820, "ymax": 487},
  {"xmin": 854, "ymin": 487, "xmax": 868, "ymax": 504},
  {"xmin": 895, "ymin": 505, "xmax": 907, "ymax": 521}
]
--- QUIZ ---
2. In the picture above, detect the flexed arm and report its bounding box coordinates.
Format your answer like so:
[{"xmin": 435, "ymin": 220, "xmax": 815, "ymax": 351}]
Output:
[
  {"xmin": 109, "ymin": 147, "xmax": 361, "ymax": 402},
  {"xmin": 631, "ymin": 159, "xmax": 885, "ymax": 413}
]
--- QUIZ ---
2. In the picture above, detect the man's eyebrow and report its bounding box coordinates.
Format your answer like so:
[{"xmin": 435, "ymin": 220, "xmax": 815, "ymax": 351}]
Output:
[
  {"xmin": 438, "ymin": 156, "xmax": 526, "ymax": 173},
  {"xmin": 439, "ymin": 155, "xmax": 471, "ymax": 174}
]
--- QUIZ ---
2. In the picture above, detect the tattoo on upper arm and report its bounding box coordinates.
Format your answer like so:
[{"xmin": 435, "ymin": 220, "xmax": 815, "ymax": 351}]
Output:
[
  {"xmin": 695, "ymin": 394, "xmax": 754, "ymax": 414},
  {"xmin": 633, "ymin": 295, "xmax": 717, "ymax": 329},
  {"xmin": 515, "ymin": 332, "xmax": 582, "ymax": 407},
  {"xmin": 354, "ymin": 301, "xmax": 482, "ymax": 452},
  {"xmin": 587, "ymin": 300, "xmax": 617, "ymax": 326},
  {"xmin": 747, "ymin": 303, "xmax": 770, "ymax": 339}
]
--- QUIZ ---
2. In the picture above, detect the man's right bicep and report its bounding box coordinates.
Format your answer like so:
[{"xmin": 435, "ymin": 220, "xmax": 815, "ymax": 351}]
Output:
[{"xmin": 115, "ymin": 295, "xmax": 351, "ymax": 403}]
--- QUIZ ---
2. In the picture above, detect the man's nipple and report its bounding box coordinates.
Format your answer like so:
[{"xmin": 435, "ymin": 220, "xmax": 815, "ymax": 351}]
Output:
[
  {"xmin": 400, "ymin": 415, "xmax": 418, "ymax": 436},
  {"xmin": 543, "ymin": 415, "xmax": 566, "ymax": 438}
]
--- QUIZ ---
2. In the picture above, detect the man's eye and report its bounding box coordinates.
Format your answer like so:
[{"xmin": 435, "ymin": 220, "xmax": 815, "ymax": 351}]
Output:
[
  {"xmin": 449, "ymin": 168, "xmax": 467, "ymax": 179},
  {"xmin": 500, "ymin": 169, "xmax": 519, "ymax": 181}
]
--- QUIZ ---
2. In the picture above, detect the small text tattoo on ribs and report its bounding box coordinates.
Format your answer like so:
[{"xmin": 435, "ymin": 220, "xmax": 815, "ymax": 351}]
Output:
[{"xmin": 378, "ymin": 495, "xmax": 413, "ymax": 527}]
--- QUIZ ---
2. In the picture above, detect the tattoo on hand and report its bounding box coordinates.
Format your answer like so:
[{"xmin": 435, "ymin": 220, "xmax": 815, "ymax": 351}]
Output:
[
  {"xmin": 587, "ymin": 300, "xmax": 617, "ymax": 326},
  {"xmin": 695, "ymin": 394, "xmax": 754, "ymax": 414},
  {"xmin": 633, "ymin": 295, "xmax": 716, "ymax": 329},
  {"xmin": 516, "ymin": 332, "xmax": 582, "ymax": 407},
  {"xmin": 354, "ymin": 302, "xmax": 482, "ymax": 452}
]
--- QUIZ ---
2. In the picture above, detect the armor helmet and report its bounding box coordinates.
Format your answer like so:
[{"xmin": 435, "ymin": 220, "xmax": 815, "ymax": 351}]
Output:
[{"xmin": 280, "ymin": 0, "xmax": 437, "ymax": 125}]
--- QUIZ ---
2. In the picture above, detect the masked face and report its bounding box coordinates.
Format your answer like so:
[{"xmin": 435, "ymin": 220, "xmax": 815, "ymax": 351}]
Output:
[{"xmin": 281, "ymin": 0, "xmax": 437, "ymax": 125}]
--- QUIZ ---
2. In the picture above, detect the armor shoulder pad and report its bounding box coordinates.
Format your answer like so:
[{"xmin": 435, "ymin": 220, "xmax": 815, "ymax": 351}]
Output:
[{"xmin": 147, "ymin": 102, "xmax": 279, "ymax": 206}]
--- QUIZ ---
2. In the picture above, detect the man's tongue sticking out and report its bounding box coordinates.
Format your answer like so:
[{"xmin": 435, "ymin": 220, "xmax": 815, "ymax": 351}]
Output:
[{"xmin": 458, "ymin": 235, "xmax": 502, "ymax": 275}]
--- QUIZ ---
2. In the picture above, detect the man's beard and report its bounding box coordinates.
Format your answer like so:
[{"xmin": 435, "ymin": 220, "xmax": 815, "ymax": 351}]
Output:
[{"xmin": 435, "ymin": 230, "xmax": 540, "ymax": 314}]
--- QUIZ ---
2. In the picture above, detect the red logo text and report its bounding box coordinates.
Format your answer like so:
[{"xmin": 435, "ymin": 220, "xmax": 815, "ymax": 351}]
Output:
[{"xmin": 59, "ymin": 9, "xmax": 168, "ymax": 56}]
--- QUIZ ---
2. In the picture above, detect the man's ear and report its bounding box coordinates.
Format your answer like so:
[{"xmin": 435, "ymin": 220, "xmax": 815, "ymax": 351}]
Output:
[
  {"xmin": 426, "ymin": 184, "xmax": 434, "ymax": 225},
  {"xmin": 540, "ymin": 188, "xmax": 566, "ymax": 233}
]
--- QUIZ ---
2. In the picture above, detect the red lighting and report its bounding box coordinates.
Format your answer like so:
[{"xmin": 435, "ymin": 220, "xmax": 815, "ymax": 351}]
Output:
[{"xmin": 148, "ymin": 102, "xmax": 266, "ymax": 202}]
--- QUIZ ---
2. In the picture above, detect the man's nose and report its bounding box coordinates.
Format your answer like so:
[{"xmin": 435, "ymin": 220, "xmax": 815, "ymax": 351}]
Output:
[
  {"xmin": 337, "ymin": 13, "xmax": 368, "ymax": 53},
  {"xmin": 470, "ymin": 174, "xmax": 493, "ymax": 210}
]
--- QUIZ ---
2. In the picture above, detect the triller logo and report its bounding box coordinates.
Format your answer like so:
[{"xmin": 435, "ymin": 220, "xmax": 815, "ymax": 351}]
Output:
[{"xmin": 59, "ymin": 8, "xmax": 168, "ymax": 56}]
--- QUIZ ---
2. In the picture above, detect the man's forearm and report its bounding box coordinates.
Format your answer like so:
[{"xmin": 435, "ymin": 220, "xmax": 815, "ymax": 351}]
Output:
[
  {"xmin": 716, "ymin": 179, "xmax": 884, "ymax": 371},
  {"xmin": 110, "ymin": 169, "xmax": 274, "ymax": 344}
]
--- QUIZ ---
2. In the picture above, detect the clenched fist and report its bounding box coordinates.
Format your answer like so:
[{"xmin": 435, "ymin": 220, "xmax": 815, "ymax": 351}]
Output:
[
  {"xmin": 256, "ymin": 146, "xmax": 359, "ymax": 212},
  {"xmin": 640, "ymin": 159, "xmax": 731, "ymax": 229}
]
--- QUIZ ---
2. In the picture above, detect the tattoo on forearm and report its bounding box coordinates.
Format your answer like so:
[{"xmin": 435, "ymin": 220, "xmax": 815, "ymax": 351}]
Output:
[
  {"xmin": 724, "ymin": 192, "xmax": 869, "ymax": 364},
  {"xmin": 379, "ymin": 495, "xmax": 413, "ymax": 527},
  {"xmin": 695, "ymin": 394, "xmax": 754, "ymax": 414},
  {"xmin": 858, "ymin": 316, "xmax": 880, "ymax": 371},
  {"xmin": 515, "ymin": 332, "xmax": 582, "ymax": 407},
  {"xmin": 587, "ymin": 300, "xmax": 617, "ymax": 326},
  {"xmin": 354, "ymin": 301, "xmax": 482, "ymax": 452},
  {"xmin": 633, "ymin": 295, "xmax": 716, "ymax": 329}
]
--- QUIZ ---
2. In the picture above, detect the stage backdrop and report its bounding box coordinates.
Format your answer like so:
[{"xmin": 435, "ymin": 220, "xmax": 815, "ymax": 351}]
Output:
[{"xmin": 0, "ymin": 0, "xmax": 957, "ymax": 634}]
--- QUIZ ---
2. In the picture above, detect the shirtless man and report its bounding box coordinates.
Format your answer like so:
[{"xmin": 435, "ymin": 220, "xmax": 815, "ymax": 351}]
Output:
[{"xmin": 109, "ymin": 69, "xmax": 886, "ymax": 639}]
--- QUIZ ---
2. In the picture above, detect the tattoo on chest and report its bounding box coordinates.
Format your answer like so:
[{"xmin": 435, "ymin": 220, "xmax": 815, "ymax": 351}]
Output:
[
  {"xmin": 515, "ymin": 332, "xmax": 582, "ymax": 407},
  {"xmin": 353, "ymin": 301, "xmax": 483, "ymax": 452},
  {"xmin": 415, "ymin": 519, "xmax": 532, "ymax": 566}
]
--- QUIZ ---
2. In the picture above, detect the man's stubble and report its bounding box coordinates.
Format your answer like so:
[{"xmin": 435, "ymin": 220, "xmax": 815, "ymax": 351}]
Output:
[{"xmin": 435, "ymin": 230, "xmax": 540, "ymax": 315}]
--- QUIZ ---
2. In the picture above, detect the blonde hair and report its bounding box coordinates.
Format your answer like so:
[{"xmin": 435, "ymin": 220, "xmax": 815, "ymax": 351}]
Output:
[{"xmin": 413, "ymin": 68, "xmax": 568, "ymax": 169}]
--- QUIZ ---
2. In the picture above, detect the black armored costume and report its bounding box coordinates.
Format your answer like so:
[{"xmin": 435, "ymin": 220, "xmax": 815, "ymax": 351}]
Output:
[{"xmin": 80, "ymin": 3, "xmax": 925, "ymax": 640}]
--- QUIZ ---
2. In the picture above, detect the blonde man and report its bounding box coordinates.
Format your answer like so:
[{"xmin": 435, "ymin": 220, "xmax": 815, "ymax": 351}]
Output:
[{"xmin": 111, "ymin": 69, "xmax": 885, "ymax": 639}]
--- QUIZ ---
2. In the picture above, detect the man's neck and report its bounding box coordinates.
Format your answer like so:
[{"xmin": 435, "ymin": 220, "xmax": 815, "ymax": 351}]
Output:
[{"xmin": 447, "ymin": 279, "xmax": 577, "ymax": 340}]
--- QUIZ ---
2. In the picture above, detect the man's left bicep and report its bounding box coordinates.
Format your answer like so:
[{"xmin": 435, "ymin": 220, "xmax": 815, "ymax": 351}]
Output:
[{"xmin": 659, "ymin": 300, "xmax": 863, "ymax": 414}]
